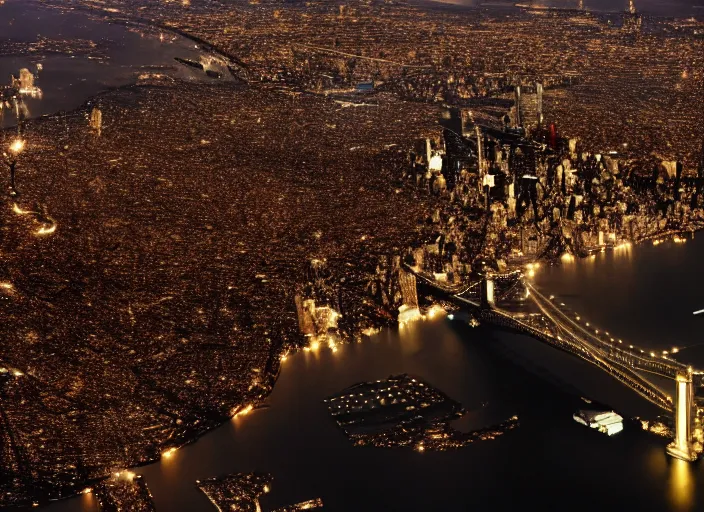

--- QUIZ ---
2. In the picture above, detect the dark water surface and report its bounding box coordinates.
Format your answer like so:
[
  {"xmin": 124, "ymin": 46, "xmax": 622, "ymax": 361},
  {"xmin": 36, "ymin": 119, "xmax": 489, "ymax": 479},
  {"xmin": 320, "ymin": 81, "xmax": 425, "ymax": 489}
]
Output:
[
  {"xmin": 44, "ymin": 309, "xmax": 704, "ymax": 512},
  {"xmin": 43, "ymin": 230, "xmax": 704, "ymax": 512},
  {"xmin": 534, "ymin": 235, "xmax": 704, "ymax": 370},
  {"xmin": 0, "ymin": 0, "xmax": 231, "ymax": 128}
]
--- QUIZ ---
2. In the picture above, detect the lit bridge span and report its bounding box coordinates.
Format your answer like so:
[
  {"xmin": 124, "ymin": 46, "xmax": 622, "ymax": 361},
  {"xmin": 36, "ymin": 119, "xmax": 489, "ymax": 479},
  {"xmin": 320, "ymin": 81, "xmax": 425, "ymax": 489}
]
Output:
[{"xmin": 407, "ymin": 266, "xmax": 701, "ymax": 462}]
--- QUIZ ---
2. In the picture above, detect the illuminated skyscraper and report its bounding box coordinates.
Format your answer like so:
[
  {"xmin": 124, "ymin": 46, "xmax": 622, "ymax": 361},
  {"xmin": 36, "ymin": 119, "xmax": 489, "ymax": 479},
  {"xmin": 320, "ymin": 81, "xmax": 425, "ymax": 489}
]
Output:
[
  {"xmin": 313, "ymin": 306, "xmax": 338, "ymax": 335},
  {"xmin": 535, "ymin": 82, "xmax": 543, "ymax": 125},
  {"xmin": 18, "ymin": 69, "xmax": 34, "ymax": 91},
  {"xmin": 398, "ymin": 270, "xmax": 419, "ymax": 309},
  {"xmin": 623, "ymin": 0, "xmax": 642, "ymax": 31},
  {"xmin": 294, "ymin": 296, "xmax": 316, "ymax": 335},
  {"xmin": 90, "ymin": 107, "xmax": 102, "ymax": 136},
  {"xmin": 460, "ymin": 109, "xmax": 474, "ymax": 137}
]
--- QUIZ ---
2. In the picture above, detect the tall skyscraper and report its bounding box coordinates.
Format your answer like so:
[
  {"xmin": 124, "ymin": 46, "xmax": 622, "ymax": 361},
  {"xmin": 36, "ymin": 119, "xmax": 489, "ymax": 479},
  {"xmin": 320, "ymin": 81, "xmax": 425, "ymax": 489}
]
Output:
[
  {"xmin": 294, "ymin": 296, "xmax": 316, "ymax": 335},
  {"xmin": 18, "ymin": 68, "xmax": 34, "ymax": 91},
  {"xmin": 536, "ymin": 82, "xmax": 543, "ymax": 125},
  {"xmin": 398, "ymin": 271, "xmax": 419, "ymax": 309},
  {"xmin": 90, "ymin": 107, "xmax": 102, "ymax": 136}
]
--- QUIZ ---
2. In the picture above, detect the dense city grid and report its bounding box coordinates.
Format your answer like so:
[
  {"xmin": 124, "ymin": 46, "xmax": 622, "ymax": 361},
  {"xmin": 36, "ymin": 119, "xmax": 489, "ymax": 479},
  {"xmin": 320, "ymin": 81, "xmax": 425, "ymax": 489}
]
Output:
[{"xmin": 0, "ymin": 0, "xmax": 702, "ymax": 508}]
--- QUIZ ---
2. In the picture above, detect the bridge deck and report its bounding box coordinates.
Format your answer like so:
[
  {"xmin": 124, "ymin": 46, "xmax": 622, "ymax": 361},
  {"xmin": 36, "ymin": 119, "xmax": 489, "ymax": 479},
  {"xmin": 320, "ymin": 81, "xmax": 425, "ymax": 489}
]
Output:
[{"xmin": 408, "ymin": 267, "xmax": 679, "ymax": 412}]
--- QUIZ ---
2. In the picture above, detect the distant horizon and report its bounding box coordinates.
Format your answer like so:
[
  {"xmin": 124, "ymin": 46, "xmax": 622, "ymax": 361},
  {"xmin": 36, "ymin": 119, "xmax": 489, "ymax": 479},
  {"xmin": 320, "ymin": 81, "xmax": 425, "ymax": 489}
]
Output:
[{"xmin": 426, "ymin": 0, "xmax": 704, "ymax": 17}]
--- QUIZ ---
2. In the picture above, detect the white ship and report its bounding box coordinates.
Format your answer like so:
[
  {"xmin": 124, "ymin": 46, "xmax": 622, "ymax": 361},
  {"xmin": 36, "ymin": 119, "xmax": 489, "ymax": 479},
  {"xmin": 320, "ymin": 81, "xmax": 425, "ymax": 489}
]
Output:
[{"xmin": 573, "ymin": 410, "xmax": 624, "ymax": 436}]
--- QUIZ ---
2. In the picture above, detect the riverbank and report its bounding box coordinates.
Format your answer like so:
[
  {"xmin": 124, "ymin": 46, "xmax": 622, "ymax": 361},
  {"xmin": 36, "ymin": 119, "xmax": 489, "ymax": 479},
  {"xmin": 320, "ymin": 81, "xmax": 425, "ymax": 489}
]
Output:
[{"xmin": 47, "ymin": 311, "xmax": 700, "ymax": 512}]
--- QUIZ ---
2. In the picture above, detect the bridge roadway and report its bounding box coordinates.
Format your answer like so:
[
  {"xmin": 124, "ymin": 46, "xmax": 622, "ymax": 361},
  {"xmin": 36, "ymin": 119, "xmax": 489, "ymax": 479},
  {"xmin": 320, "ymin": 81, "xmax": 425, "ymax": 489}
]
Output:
[
  {"xmin": 409, "ymin": 267, "xmax": 682, "ymax": 412},
  {"xmin": 523, "ymin": 282, "xmax": 689, "ymax": 381},
  {"xmin": 486, "ymin": 294, "xmax": 674, "ymax": 412}
]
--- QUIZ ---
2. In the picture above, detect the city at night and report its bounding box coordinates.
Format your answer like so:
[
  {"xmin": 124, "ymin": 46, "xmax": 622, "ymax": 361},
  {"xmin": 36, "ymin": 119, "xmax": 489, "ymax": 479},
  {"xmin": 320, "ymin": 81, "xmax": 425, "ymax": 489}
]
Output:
[{"xmin": 0, "ymin": 0, "xmax": 703, "ymax": 510}]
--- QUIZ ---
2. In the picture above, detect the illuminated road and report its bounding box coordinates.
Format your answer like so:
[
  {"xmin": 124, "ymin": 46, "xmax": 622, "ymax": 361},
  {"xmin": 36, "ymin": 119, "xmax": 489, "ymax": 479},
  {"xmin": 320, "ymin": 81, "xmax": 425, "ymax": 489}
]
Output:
[
  {"xmin": 514, "ymin": 281, "xmax": 678, "ymax": 411},
  {"xmin": 523, "ymin": 281, "xmax": 690, "ymax": 380}
]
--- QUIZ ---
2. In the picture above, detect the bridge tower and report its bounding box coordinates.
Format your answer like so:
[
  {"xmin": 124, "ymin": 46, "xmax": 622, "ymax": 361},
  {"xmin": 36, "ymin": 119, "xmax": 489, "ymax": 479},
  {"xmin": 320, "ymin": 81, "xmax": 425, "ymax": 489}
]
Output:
[
  {"xmin": 666, "ymin": 367, "xmax": 698, "ymax": 461},
  {"xmin": 480, "ymin": 275, "xmax": 495, "ymax": 310}
]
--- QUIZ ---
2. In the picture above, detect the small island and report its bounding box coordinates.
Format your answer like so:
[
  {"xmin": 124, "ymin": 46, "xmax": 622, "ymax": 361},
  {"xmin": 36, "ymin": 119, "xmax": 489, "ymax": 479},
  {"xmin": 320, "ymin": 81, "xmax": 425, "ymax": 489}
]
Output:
[{"xmin": 325, "ymin": 374, "xmax": 518, "ymax": 451}]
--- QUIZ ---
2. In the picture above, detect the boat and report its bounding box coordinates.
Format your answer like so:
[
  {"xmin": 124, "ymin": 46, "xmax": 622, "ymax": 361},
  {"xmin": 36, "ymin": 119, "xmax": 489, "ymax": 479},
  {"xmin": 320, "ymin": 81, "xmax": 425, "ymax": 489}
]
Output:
[{"xmin": 573, "ymin": 409, "xmax": 623, "ymax": 436}]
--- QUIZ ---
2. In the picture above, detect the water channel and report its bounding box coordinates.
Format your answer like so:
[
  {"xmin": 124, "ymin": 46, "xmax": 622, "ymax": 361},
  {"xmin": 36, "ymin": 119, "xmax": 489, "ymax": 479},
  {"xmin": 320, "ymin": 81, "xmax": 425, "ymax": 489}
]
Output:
[
  {"xmin": 0, "ymin": 0, "xmax": 232, "ymax": 129},
  {"xmin": 43, "ymin": 236, "xmax": 704, "ymax": 511}
]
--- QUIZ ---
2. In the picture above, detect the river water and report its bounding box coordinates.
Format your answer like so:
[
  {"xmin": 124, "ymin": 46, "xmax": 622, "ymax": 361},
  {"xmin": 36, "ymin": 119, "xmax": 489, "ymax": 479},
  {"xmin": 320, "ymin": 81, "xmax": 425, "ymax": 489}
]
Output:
[
  {"xmin": 0, "ymin": 0, "xmax": 232, "ymax": 129},
  {"xmin": 43, "ymin": 236, "xmax": 704, "ymax": 512},
  {"xmin": 534, "ymin": 235, "xmax": 704, "ymax": 371},
  {"xmin": 2, "ymin": 0, "xmax": 703, "ymax": 511}
]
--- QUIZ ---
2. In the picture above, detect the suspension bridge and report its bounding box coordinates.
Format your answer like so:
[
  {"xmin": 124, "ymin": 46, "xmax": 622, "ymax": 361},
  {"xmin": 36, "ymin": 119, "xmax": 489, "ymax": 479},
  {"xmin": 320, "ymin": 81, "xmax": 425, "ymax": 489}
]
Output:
[{"xmin": 407, "ymin": 265, "xmax": 701, "ymax": 462}]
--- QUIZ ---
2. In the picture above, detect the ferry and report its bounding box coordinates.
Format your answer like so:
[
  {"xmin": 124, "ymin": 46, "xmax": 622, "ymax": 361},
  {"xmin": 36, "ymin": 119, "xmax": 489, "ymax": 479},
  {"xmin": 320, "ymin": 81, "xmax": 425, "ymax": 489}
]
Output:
[{"xmin": 573, "ymin": 410, "xmax": 624, "ymax": 436}]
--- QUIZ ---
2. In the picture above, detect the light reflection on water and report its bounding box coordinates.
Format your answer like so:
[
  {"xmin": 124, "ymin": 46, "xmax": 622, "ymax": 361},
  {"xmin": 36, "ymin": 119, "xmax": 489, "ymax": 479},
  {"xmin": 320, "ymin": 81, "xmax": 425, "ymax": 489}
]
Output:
[
  {"xmin": 669, "ymin": 458, "xmax": 696, "ymax": 511},
  {"xmin": 42, "ymin": 315, "xmax": 704, "ymax": 512},
  {"xmin": 159, "ymin": 449, "xmax": 184, "ymax": 486},
  {"xmin": 78, "ymin": 492, "xmax": 95, "ymax": 511},
  {"xmin": 397, "ymin": 318, "xmax": 425, "ymax": 356}
]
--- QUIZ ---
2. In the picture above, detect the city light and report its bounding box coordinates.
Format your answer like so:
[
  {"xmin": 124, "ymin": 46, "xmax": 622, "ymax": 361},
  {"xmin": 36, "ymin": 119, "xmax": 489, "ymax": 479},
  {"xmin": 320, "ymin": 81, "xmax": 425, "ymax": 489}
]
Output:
[
  {"xmin": 426, "ymin": 304, "xmax": 445, "ymax": 319},
  {"xmin": 8, "ymin": 139, "xmax": 24, "ymax": 155},
  {"xmin": 2, "ymin": 0, "xmax": 703, "ymax": 506},
  {"xmin": 233, "ymin": 404, "xmax": 254, "ymax": 418},
  {"xmin": 12, "ymin": 203, "xmax": 30, "ymax": 215},
  {"xmin": 35, "ymin": 224, "xmax": 57, "ymax": 236}
]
